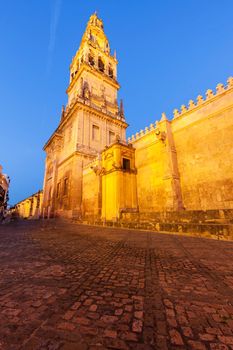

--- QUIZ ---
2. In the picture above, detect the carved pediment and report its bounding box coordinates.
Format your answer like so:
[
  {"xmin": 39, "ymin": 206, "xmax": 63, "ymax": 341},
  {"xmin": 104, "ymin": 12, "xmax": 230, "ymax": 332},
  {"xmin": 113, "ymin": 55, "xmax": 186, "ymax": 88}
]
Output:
[
  {"xmin": 104, "ymin": 151, "xmax": 113, "ymax": 160},
  {"xmin": 121, "ymin": 150, "xmax": 131, "ymax": 158},
  {"xmin": 91, "ymin": 165, "xmax": 106, "ymax": 176}
]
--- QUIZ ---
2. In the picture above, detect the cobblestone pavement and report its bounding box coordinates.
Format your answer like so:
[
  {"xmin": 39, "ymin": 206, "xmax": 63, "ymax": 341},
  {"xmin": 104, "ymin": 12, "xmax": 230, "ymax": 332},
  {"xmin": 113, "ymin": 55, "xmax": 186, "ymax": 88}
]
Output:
[{"xmin": 0, "ymin": 221, "xmax": 233, "ymax": 350}]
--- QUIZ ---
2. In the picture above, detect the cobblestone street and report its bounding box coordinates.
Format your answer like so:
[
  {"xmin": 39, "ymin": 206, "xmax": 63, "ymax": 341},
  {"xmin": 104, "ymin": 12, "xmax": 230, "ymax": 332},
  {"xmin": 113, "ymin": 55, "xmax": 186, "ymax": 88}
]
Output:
[{"xmin": 0, "ymin": 221, "xmax": 233, "ymax": 350}]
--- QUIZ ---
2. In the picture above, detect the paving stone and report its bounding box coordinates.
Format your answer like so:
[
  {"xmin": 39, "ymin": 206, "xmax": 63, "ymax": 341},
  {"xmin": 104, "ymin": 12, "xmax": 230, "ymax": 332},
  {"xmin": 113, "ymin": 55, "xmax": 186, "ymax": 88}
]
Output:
[
  {"xmin": 210, "ymin": 343, "xmax": 229, "ymax": 350},
  {"xmin": 88, "ymin": 304, "xmax": 97, "ymax": 312},
  {"xmin": 199, "ymin": 333, "xmax": 216, "ymax": 341},
  {"xmin": 207, "ymin": 327, "xmax": 223, "ymax": 335},
  {"xmin": 73, "ymin": 316, "xmax": 90, "ymax": 325},
  {"xmin": 188, "ymin": 340, "xmax": 207, "ymax": 349},
  {"xmin": 103, "ymin": 329, "xmax": 117, "ymax": 338},
  {"xmin": 63, "ymin": 310, "xmax": 76, "ymax": 321},
  {"xmin": 167, "ymin": 317, "xmax": 178, "ymax": 328},
  {"xmin": 100, "ymin": 315, "xmax": 118, "ymax": 323},
  {"xmin": 57, "ymin": 322, "xmax": 76, "ymax": 331},
  {"xmin": 132, "ymin": 319, "xmax": 143, "ymax": 333},
  {"xmin": 0, "ymin": 220, "xmax": 232, "ymax": 349},
  {"xmin": 61, "ymin": 342, "xmax": 88, "ymax": 350},
  {"xmin": 120, "ymin": 331, "xmax": 138, "ymax": 342},
  {"xmin": 169, "ymin": 329, "xmax": 184, "ymax": 345},
  {"xmin": 182, "ymin": 326, "xmax": 194, "ymax": 338},
  {"xmin": 218, "ymin": 336, "xmax": 233, "ymax": 345},
  {"xmin": 104, "ymin": 337, "xmax": 129, "ymax": 349},
  {"xmin": 134, "ymin": 310, "xmax": 143, "ymax": 319},
  {"xmin": 115, "ymin": 308, "xmax": 123, "ymax": 316},
  {"xmin": 70, "ymin": 301, "xmax": 81, "ymax": 310},
  {"xmin": 157, "ymin": 320, "xmax": 167, "ymax": 335}
]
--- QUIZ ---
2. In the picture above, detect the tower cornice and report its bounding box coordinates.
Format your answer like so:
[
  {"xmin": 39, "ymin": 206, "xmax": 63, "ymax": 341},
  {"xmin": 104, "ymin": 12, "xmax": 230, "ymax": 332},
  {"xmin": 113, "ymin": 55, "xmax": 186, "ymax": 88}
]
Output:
[
  {"xmin": 44, "ymin": 97, "xmax": 128, "ymax": 151},
  {"xmin": 61, "ymin": 97, "xmax": 128, "ymax": 128}
]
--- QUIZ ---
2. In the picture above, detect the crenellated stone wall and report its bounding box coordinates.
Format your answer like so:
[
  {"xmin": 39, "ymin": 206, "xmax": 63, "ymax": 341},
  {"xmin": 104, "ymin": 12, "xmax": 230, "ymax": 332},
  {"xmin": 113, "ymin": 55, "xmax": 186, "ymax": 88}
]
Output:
[
  {"xmin": 126, "ymin": 76, "xmax": 233, "ymax": 213},
  {"xmin": 172, "ymin": 77, "xmax": 233, "ymax": 210},
  {"xmin": 15, "ymin": 190, "xmax": 43, "ymax": 219},
  {"xmin": 127, "ymin": 77, "xmax": 233, "ymax": 143}
]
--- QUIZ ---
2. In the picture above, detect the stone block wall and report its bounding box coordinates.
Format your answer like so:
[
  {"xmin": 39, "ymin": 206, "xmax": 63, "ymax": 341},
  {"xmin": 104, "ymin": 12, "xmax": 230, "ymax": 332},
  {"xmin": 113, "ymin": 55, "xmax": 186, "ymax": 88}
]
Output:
[
  {"xmin": 173, "ymin": 88, "xmax": 233, "ymax": 210},
  {"xmin": 128, "ymin": 77, "xmax": 233, "ymax": 213},
  {"xmin": 82, "ymin": 158, "xmax": 101, "ymax": 219}
]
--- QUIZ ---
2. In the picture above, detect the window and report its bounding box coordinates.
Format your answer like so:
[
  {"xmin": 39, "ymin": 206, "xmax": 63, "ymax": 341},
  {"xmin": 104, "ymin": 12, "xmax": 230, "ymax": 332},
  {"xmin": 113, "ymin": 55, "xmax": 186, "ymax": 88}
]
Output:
[
  {"xmin": 90, "ymin": 32, "xmax": 94, "ymax": 42},
  {"xmin": 68, "ymin": 124, "xmax": 73, "ymax": 142},
  {"xmin": 109, "ymin": 131, "xmax": 115, "ymax": 145},
  {"xmin": 89, "ymin": 54, "xmax": 95, "ymax": 66},
  {"xmin": 56, "ymin": 183, "xmax": 60, "ymax": 198},
  {"xmin": 63, "ymin": 178, "xmax": 68, "ymax": 195},
  {"xmin": 48, "ymin": 187, "xmax": 52, "ymax": 200},
  {"xmin": 122, "ymin": 158, "xmax": 130, "ymax": 170},
  {"xmin": 98, "ymin": 57, "xmax": 105, "ymax": 72},
  {"xmin": 92, "ymin": 125, "xmax": 100, "ymax": 141},
  {"xmin": 108, "ymin": 65, "xmax": 113, "ymax": 78}
]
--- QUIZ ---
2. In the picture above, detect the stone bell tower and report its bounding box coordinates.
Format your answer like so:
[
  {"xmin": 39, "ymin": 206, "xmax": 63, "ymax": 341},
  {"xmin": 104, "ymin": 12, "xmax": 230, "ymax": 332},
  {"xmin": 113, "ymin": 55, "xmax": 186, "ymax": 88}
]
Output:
[
  {"xmin": 66, "ymin": 12, "xmax": 127, "ymax": 149},
  {"xmin": 42, "ymin": 13, "xmax": 128, "ymax": 218}
]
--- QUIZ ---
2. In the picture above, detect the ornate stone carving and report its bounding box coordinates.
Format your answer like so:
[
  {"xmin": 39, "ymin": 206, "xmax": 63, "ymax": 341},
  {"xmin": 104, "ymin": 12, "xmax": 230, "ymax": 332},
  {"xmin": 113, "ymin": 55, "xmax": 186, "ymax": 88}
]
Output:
[
  {"xmin": 173, "ymin": 109, "xmax": 180, "ymax": 118},
  {"xmin": 181, "ymin": 105, "xmax": 187, "ymax": 113},
  {"xmin": 197, "ymin": 95, "xmax": 204, "ymax": 105},
  {"xmin": 216, "ymin": 83, "xmax": 225, "ymax": 94},
  {"xmin": 188, "ymin": 100, "xmax": 195, "ymax": 109},
  {"xmin": 104, "ymin": 152, "xmax": 113, "ymax": 160},
  {"xmin": 227, "ymin": 76, "xmax": 233, "ymax": 88},
  {"xmin": 112, "ymin": 162, "xmax": 121, "ymax": 170},
  {"xmin": 91, "ymin": 165, "xmax": 106, "ymax": 176},
  {"xmin": 155, "ymin": 129, "xmax": 166, "ymax": 142},
  {"xmin": 206, "ymin": 89, "xmax": 214, "ymax": 99}
]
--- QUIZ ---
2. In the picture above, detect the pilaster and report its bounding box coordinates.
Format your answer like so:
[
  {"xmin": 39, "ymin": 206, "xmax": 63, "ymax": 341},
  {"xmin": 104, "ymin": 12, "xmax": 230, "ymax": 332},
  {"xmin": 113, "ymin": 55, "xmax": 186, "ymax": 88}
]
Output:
[{"xmin": 157, "ymin": 114, "xmax": 184, "ymax": 210}]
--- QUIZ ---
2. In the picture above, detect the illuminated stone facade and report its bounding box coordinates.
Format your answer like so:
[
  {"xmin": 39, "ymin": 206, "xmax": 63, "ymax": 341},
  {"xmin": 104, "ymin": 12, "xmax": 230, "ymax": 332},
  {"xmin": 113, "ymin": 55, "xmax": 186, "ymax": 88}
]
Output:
[
  {"xmin": 42, "ymin": 13, "xmax": 127, "ymax": 219},
  {"xmin": 41, "ymin": 13, "xmax": 233, "ymax": 226},
  {"xmin": 15, "ymin": 190, "xmax": 43, "ymax": 219}
]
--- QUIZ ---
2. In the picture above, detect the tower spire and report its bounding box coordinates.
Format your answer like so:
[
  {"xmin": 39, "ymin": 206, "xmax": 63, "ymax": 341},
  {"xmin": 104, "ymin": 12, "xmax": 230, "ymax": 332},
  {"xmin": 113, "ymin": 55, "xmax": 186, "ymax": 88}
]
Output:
[
  {"xmin": 65, "ymin": 13, "xmax": 123, "ymax": 123},
  {"xmin": 120, "ymin": 99, "xmax": 124, "ymax": 118}
]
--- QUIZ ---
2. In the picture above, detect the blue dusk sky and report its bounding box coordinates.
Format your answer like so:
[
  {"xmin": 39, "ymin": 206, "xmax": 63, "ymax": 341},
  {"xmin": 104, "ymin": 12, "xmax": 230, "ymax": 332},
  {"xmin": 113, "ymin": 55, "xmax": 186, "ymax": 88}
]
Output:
[{"xmin": 1, "ymin": 1, "xmax": 233, "ymax": 205}]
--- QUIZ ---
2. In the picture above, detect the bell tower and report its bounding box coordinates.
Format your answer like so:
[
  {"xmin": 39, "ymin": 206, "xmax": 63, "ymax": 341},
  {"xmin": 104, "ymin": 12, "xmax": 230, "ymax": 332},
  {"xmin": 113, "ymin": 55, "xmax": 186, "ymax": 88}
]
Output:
[
  {"xmin": 42, "ymin": 12, "xmax": 128, "ymax": 219},
  {"xmin": 66, "ymin": 13, "xmax": 123, "ymax": 126}
]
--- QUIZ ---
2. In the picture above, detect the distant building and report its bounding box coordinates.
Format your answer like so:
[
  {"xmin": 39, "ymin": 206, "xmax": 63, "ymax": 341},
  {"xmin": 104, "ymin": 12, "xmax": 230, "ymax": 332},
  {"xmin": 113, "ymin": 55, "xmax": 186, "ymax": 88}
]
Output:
[
  {"xmin": 15, "ymin": 190, "xmax": 43, "ymax": 219},
  {"xmin": 0, "ymin": 165, "xmax": 10, "ymax": 220}
]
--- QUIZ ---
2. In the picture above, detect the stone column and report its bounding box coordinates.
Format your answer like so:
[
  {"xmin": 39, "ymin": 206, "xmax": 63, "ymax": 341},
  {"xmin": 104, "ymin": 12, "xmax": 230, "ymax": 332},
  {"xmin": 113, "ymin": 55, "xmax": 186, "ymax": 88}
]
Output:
[{"xmin": 157, "ymin": 113, "xmax": 184, "ymax": 210}]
